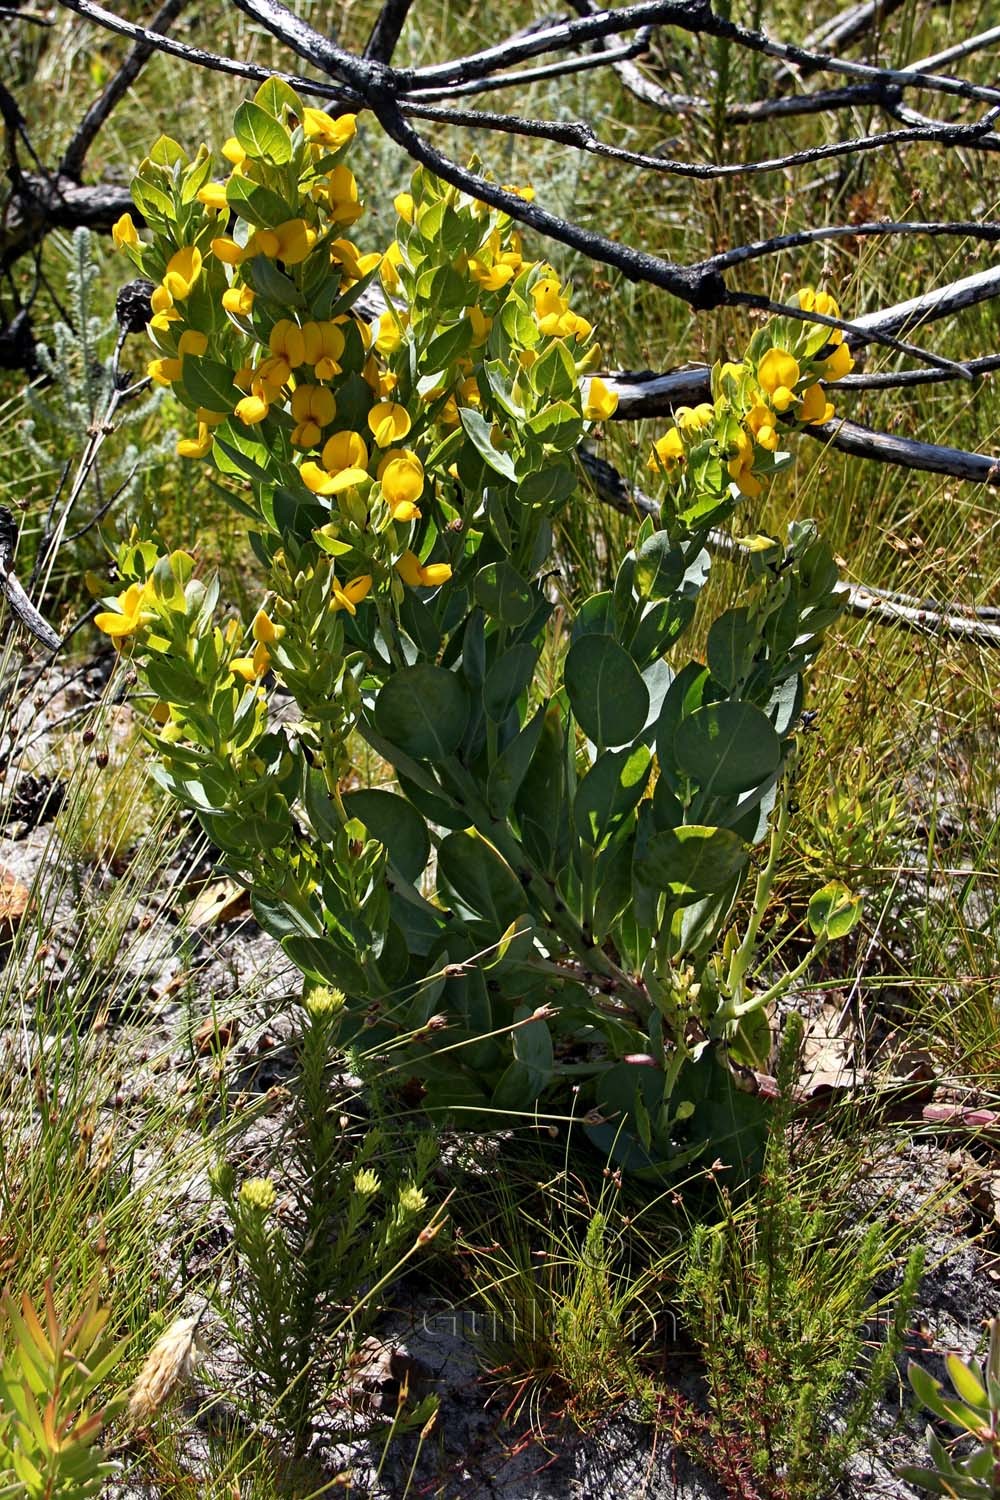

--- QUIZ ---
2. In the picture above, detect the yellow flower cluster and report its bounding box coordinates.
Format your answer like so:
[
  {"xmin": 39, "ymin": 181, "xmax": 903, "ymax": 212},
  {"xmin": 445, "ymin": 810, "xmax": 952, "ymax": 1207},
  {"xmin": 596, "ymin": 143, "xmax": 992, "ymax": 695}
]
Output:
[
  {"xmin": 107, "ymin": 87, "xmax": 624, "ymax": 657},
  {"xmin": 649, "ymin": 287, "xmax": 854, "ymax": 503},
  {"xmin": 94, "ymin": 576, "xmax": 280, "ymax": 685}
]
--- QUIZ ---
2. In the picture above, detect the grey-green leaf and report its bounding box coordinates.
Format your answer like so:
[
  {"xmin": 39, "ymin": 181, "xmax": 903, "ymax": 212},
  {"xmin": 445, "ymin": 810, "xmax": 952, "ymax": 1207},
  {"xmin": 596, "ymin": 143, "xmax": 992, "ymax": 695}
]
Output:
[
  {"xmin": 673, "ymin": 701, "xmax": 781, "ymax": 797},
  {"xmin": 373, "ymin": 665, "xmax": 469, "ymax": 762},
  {"xmin": 635, "ymin": 824, "xmax": 750, "ymax": 896},
  {"xmin": 342, "ymin": 789, "xmax": 431, "ymax": 884},
  {"xmin": 565, "ymin": 634, "xmax": 649, "ymax": 749},
  {"xmin": 574, "ymin": 744, "xmax": 651, "ymax": 848}
]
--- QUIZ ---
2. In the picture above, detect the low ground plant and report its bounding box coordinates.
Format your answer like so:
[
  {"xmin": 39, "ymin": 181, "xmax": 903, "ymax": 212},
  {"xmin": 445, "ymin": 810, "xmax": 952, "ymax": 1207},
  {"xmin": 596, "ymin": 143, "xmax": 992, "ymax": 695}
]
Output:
[
  {"xmin": 210, "ymin": 985, "xmax": 442, "ymax": 1451},
  {"xmin": 677, "ymin": 1016, "xmax": 925, "ymax": 1499}
]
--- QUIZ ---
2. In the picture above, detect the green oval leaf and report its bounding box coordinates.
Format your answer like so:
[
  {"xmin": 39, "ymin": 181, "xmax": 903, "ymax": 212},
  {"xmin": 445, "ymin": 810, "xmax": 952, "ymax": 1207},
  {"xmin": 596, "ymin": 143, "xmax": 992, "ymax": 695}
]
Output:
[
  {"xmin": 565, "ymin": 634, "xmax": 648, "ymax": 749},
  {"xmin": 634, "ymin": 530, "xmax": 685, "ymax": 599},
  {"xmin": 225, "ymin": 174, "xmax": 293, "ymax": 228},
  {"xmin": 459, "ymin": 405, "xmax": 517, "ymax": 480},
  {"xmin": 673, "ymin": 701, "xmax": 781, "ymax": 797},
  {"xmin": 342, "ymin": 789, "xmax": 430, "ymax": 884},
  {"xmin": 635, "ymin": 824, "xmax": 749, "ymax": 896},
  {"xmin": 807, "ymin": 880, "xmax": 863, "ymax": 940},
  {"xmin": 180, "ymin": 357, "xmax": 238, "ymax": 412},
  {"xmin": 574, "ymin": 744, "xmax": 651, "ymax": 848},
  {"xmin": 233, "ymin": 100, "xmax": 292, "ymax": 163},
  {"xmin": 474, "ymin": 561, "xmax": 535, "ymax": 627},
  {"xmin": 438, "ymin": 829, "xmax": 525, "ymax": 934},
  {"xmin": 253, "ymin": 76, "xmax": 304, "ymax": 120},
  {"xmin": 373, "ymin": 665, "xmax": 469, "ymax": 762},
  {"xmin": 483, "ymin": 644, "xmax": 539, "ymax": 723}
]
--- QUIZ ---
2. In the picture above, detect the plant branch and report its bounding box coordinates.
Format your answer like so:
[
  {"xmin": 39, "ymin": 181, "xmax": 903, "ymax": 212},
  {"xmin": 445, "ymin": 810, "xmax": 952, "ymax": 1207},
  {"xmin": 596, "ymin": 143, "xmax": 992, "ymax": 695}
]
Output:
[
  {"xmin": 578, "ymin": 449, "xmax": 1000, "ymax": 646},
  {"xmin": 364, "ymin": 0, "xmax": 416, "ymax": 64},
  {"xmin": 401, "ymin": 99, "xmax": 1000, "ymax": 179},
  {"xmin": 60, "ymin": 0, "xmax": 188, "ymax": 181}
]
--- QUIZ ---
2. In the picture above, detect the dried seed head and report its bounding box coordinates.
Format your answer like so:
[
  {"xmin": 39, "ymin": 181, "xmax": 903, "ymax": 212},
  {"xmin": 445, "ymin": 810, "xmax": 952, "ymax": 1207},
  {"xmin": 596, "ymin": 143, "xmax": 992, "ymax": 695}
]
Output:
[{"xmin": 128, "ymin": 1314, "xmax": 201, "ymax": 1424}]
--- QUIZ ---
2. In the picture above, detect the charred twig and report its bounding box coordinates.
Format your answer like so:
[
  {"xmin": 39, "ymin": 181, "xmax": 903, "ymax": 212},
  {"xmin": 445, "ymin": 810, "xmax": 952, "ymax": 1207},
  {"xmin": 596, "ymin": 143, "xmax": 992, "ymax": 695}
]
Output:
[
  {"xmin": 60, "ymin": 0, "xmax": 188, "ymax": 181},
  {"xmin": 401, "ymin": 99, "xmax": 1000, "ymax": 178},
  {"xmin": 0, "ymin": 509, "xmax": 63, "ymax": 653},
  {"xmin": 364, "ymin": 0, "xmax": 416, "ymax": 64},
  {"xmin": 707, "ymin": 217, "xmax": 1000, "ymax": 272},
  {"xmin": 54, "ymin": 0, "xmax": 359, "ymax": 101}
]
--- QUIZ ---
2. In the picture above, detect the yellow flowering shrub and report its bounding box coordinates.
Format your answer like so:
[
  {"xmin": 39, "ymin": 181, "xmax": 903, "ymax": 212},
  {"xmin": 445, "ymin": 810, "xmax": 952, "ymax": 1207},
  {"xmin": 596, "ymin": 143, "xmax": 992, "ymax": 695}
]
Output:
[{"xmin": 102, "ymin": 80, "xmax": 854, "ymax": 1172}]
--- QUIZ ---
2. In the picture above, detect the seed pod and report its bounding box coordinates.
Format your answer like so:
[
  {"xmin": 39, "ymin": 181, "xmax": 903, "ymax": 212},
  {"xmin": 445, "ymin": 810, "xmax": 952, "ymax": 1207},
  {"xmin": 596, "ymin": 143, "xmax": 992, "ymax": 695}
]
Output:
[{"xmin": 115, "ymin": 279, "xmax": 155, "ymax": 335}]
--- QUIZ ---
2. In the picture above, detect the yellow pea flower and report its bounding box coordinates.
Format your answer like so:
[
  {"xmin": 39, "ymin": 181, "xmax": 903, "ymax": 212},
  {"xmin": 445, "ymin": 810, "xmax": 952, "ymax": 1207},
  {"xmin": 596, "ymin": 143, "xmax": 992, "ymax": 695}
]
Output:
[
  {"xmin": 330, "ymin": 237, "xmax": 374, "ymax": 282},
  {"xmin": 177, "ymin": 329, "xmax": 208, "ymax": 358},
  {"xmin": 197, "ymin": 407, "xmax": 228, "ymax": 427},
  {"xmin": 381, "ymin": 241, "xmax": 404, "ymax": 292},
  {"xmin": 468, "ymin": 259, "xmax": 515, "ymax": 292},
  {"xmin": 468, "ymin": 306, "xmax": 492, "ymax": 347},
  {"xmin": 393, "ymin": 192, "xmax": 414, "ymax": 225},
  {"xmin": 726, "ymin": 428, "xmax": 763, "ymax": 498},
  {"xmin": 112, "ymin": 213, "xmax": 139, "ymax": 250},
  {"xmin": 302, "ymin": 108, "xmax": 357, "ymax": 150},
  {"xmin": 555, "ymin": 310, "xmax": 593, "ymax": 341},
  {"xmin": 648, "ymin": 427, "xmax": 686, "ymax": 476},
  {"xmin": 331, "ymin": 574, "xmax": 373, "ymax": 615},
  {"xmin": 269, "ymin": 320, "xmax": 306, "ymax": 369},
  {"xmin": 252, "ymin": 609, "xmax": 281, "ymax": 644},
  {"xmin": 273, "ymin": 218, "xmax": 316, "ymax": 266},
  {"xmin": 211, "ymin": 237, "xmax": 245, "ymax": 266},
  {"xmin": 222, "ymin": 285, "xmax": 255, "ymax": 317},
  {"xmin": 148, "ymin": 357, "xmax": 182, "ymax": 386},
  {"xmin": 253, "ymin": 355, "xmax": 290, "ymax": 399},
  {"xmin": 300, "ymin": 461, "xmax": 337, "ymax": 495},
  {"xmin": 376, "ymin": 310, "xmax": 407, "ymax": 355},
  {"xmin": 162, "ymin": 245, "xmax": 202, "ymax": 301},
  {"xmin": 322, "ymin": 429, "xmax": 369, "ymax": 475},
  {"xmin": 757, "ymin": 347, "xmax": 800, "ymax": 413},
  {"xmin": 746, "ymin": 403, "xmax": 778, "ymax": 452},
  {"xmin": 798, "ymin": 286, "xmax": 840, "ymax": 320},
  {"xmin": 150, "ymin": 285, "xmax": 175, "ymax": 317},
  {"xmin": 674, "ymin": 402, "xmax": 714, "ymax": 434},
  {"xmin": 395, "ymin": 551, "xmax": 452, "ymax": 589},
  {"xmin": 291, "ymin": 385, "xmax": 337, "ymax": 427},
  {"xmin": 325, "ymin": 165, "xmax": 363, "ymax": 225},
  {"xmin": 235, "ymin": 394, "xmax": 269, "ymax": 426},
  {"xmin": 378, "ymin": 449, "xmax": 424, "ymax": 521},
  {"xmin": 798, "ymin": 383, "xmax": 835, "ymax": 425},
  {"xmin": 177, "ymin": 423, "xmax": 213, "ymax": 460},
  {"xmin": 368, "ymin": 402, "xmax": 411, "ymax": 447},
  {"xmin": 221, "ymin": 137, "xmax": 246, "ymax": 166},
  {"xmin": 583, "ymin": 377, "xmax": 619, "ymax": 422},
  {"xmin": 290, "ymin": 385, "xmax": 337, "ymax": 446},
  {"xmin": 822, "ymin": 342, "xmax": 854, "ymax": 380},
  {"xmin": 231, "ymin": 642, "xmax": 270, "ymax": 681},
  {"xmin": 94, "ymin": 582, "xmax": 154, "ymax": 641},
  {"xmin": 300, "ymin": 460, "xmax": 369, "ymax": 496},
  {"xmin": 197, "ymin": 182, "xmax": 229, "ymax": 211},
  {"xmin": 249, "ymin": 228, "xmax": 281, "ymax": 258},
  {"xmin": 300, "ymin": 320, "xmax": 341, "ymax": 369}
]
